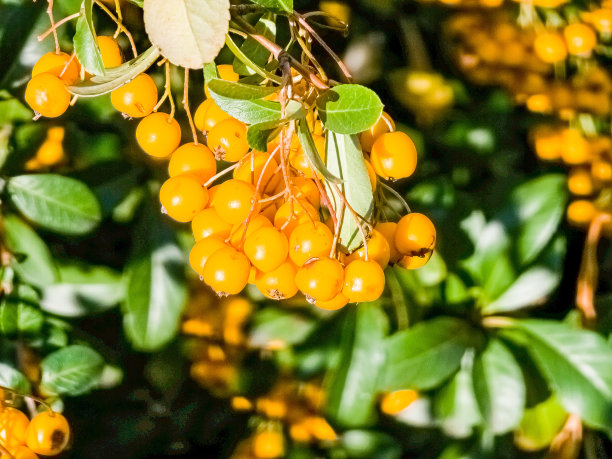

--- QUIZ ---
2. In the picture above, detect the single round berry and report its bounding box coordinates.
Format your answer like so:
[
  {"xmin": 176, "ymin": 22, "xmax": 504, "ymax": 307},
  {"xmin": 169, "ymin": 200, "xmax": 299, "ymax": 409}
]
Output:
[
  {"xmin": 360, "ymin": 111, "xmax": 395, "ymax": 152},
  {"xmin": 567, "ymin": 200, "xmax": 597, "ymax": 226},
  {"xmin": 32, "ymin": 51, "xmax": 80, "ymax": 85},
  {"xmin": 568, "ymin": 168, "xmax": 595, "ymax": 196},
  {"xmin": 534, "ymin": 32, "xmax": 567, "ymax": 63},
  {"xmin": 289, "ymin": 221, "xmax": 334, "ymax": 266},
  {"xmin": 192, "ymin": 208, "xmax": 232, "ymax": 241},
  {"xmin": 243, "ymin": 226, "xmax": 289, "ymax": 272},
  {"xmin": 202, "ymin": 246, "xmax": 251, "ymax": 295},
  {"xmin": 380, "ymin": 389, "xmax": 418, "ymax": 415},
  {"xmin": 374, "ymin": 222, "xmax": 402, "ymax": 263},
  {"xmin": 563, "ymin": 23, "xmax": 597, "ymax": 55},
  {"xmin": 136, "ymin": 112, "xmax": 181, "ymax": 158},
  {"xmin": 253, "ymin": 430, "xmax": 284, "ymax": 459},
  {"xmin": 160, "ymin": 175, "xmax": 209, "ymax": 223},
  {"xmin": 255, "ymin": 260, "xmax": 299, "ymax": 300},
  {"xmin": 395, "ymin": 213, "xmax": 436, "ymax": 257},
  {"xmin": 296, "ymin": 257, "xmax": 344, "ymax": 302},
  {"xmin": 370, "ymin": 131, "xmax": 417, "ymax": 180},
  {"xmin": 110, "ymin": 73, "xmax": 158, "ymax": 118},
  {"xmin": 168, "ymin": 143, "xmax": 217, "ymax": 183},
  {"xmin": 211, "ymin": 179, "xmax": 260, "ymax": 225},
  {"xmin": 207, "ymin": 118, "xmax": 249, "ymax": 162},
  {"xmin": 560, "ymin": 129, "xmax": 590, "ymax": 165},
  {"xmin": 97, "ymin": 35, "xmax": 122, "ymax": 67},
  {"xmin": 189, "ymin": 237, "xmax": 227, "ymax": 276},
  {"xmin": 342, "ymin": 259, "xmax": 385, "ymax": 303},
  {"xmin": 398, "ymin": 251, "xmax": 432, "ymax": 270},
  {"xmin": 194, "ymin": 99, "xmax": 231, "ymax": 133},
  {"xmin": 315, "ymin": 292, "xmax": 349, "ymax": 311},
  {"xmin": 25, "ymin": 411, "xmax": 70, "ymax": 456},
  {"xmin": 0, "ymin": 407, "xmax": 30, "ymax": 448},
  {"xmin": 346, "ymin": 229, "xmax": 391, "ymax": 269},
  {"xmin": 25, "ymin": 73, "xmax": 71, "ymax": 118}
]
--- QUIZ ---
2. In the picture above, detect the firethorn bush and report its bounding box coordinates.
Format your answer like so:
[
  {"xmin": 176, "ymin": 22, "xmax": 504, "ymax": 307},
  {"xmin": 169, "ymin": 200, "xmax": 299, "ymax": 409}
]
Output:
[{"xmin": 1, "ymin": 0, "xmax": 612, "ymax": 457}]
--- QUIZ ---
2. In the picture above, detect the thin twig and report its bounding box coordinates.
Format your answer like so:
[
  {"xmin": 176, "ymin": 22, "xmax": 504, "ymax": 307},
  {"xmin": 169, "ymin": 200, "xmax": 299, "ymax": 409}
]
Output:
[
  {"xmin": 45, "ymin": 0, "xmax": 60, "ymax": 53},
  {"xmin": 183, "ymin": 68, "xmax": 198, "ymax": 145},
  {"xmin": 37, "ymin": 12, "xmax": 80, "ymax": 42}
]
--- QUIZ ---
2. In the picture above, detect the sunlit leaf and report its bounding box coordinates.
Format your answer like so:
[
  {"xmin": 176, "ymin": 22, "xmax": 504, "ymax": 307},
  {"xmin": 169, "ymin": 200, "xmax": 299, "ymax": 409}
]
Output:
[{"xmin": 317, "ymin": 84, "xmax": 383, "ymax": 135}]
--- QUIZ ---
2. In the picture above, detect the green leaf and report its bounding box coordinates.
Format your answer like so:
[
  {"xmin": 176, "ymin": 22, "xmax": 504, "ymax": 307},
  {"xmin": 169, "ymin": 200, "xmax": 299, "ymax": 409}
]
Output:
[
  {"xmin": 122, "ymin": 201, "xmax": 188, "ymax": 351},
  {"xmin": 504, "ymin": 320, "xmax": 612, "ymax": 431},
  {"xmin": 434, "ymin": 349, "xmax": 481, "ymax": 438},
  {"xmin": 514, "ymin": 396, "xmax": 567, "ymax": 452},
  {"xmin": 40, "ymin": 345, "xmax": 105, "ymax": 396},
  {"xmin": 73, "ymin": 0, "xmax": 105, "ymax": 76},
  {"xmin": 233, "ymin": 13, "xmax": 275, "ymax": 76},
  {"xmin": 326, "ymin": 132, "xmax": 373, "ymax": 251},
  {"xmin": 499, "ymin": 174, "xmax": 567, "ymax": 267},
  {"xmin": 0, "ymin": 363, "xmax": 31, "ymax": 393},
  {"xmin": 473, "ymin": 338, "xmax": 525, "ymax": 434},
  {"xmin": 326, "ymin": 304, "xmax": 388, "ymax": 427},
  {"xmin": 40, "ymin": 262, "xmax": 123, "ymax": 317},
  {"xmin": 127, "ymin": 0, "xmax": 143, "ymax": 6},
  {"xmin": 0, "ymin": 98, "xmax": 32, "ymax": 123},
  {"xmin": 246, "ymin": 119, "xmax": 281, "ymax": 151},
  {"xmin": 341, "ymin": 430, "xmax": 402, "ymax": 459},
  {"xmin": 3, "ymin": 214, "xmax": 58, "ymax": 287},
  {"xmin": 249, "ymin": 0, "xmax": 292, "ymax": 13},
  {"xmin": 68, "ymin": 45, "xmax": 161, "ymax": 96},
  {"xmin": 15, "ymin": 300, "xmax": 44, "ymax": 333},
  {"xmin": 0, "ymin": 300, "xmax": 18, "ymax": 335},
  {"xmin": 296, "ymin": 118, "xmax": 341, "ymax": 185},
  {"xmin": 208, "ymin": 79, "xmax": 278, "ymax": 100},
  {"xmin": 317, "ymin": 85, "xmax": 383, "ymax": 135},
  {"xmin": 381, "ymin": 317, "xmax": 483, "ymax": 391},
  {"xmin": 249, "ymin": 307, "xmax": 316, "ymax": 348},
  {"xmin": 482, "ymin": 236, "xmax": 565, "ymax": 314},
  {"xmin": 8, "ymin": 174, "xmax": 102, "ymax": 235}
]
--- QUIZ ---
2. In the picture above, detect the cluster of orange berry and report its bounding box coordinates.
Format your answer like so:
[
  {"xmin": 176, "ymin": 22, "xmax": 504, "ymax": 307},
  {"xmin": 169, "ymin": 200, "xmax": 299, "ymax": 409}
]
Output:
[
  {"xmin": 531, "ymin": 125, "xmax": 612, "ymax": 227},
  {"xmin": 25, "ymin": 36, "xmax": 124, "ymax": 119},
  {"xmin": 446, "ymin": 12, "xmax": 612, "ymax": 117},
  {"xmin": 24, "ymin": 127, "xmax": 65, "ymax": 171},
  {"xmin": 124, "ymin": 64, "xmax": 435, "ymax": 309},
  {"xmin": 0, "ymin": 391, "xmax": 70, "ymax": 459}
]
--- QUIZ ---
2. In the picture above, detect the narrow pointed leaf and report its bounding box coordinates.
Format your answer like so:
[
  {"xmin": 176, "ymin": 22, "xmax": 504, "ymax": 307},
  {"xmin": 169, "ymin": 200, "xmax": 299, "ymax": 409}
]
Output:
[
  {"xmin": 73, "ymin": 0, "xmax": 105, "ymax": 76},
  {"xmin": 233, "ymin": 13, "xmax": 275, "ymax": 76}
]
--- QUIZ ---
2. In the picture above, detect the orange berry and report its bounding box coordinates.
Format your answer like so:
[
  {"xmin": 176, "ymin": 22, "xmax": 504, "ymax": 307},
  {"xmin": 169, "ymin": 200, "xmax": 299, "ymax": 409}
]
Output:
[
  {"xmin": 560, "ymin": 129, "xmax": 590, "ymax": 165},
  {"xmin": 374, "ymin": 222, "xmax": 402, "ymax": 263},
  {"xmin": 25, "ymin": 73, "xmax": 70, "ymax": 118},
  {"xmin": 3, "ymin": 445, "xmax": 38, "ymax": 459},
  {"xmin": 160, "ymin": 175, "xmax": 209, "ymax": 223},
  {"xmin": 380, "ymin": 389, "xmax": 418, "ymax": 415},
  {"xmin": 168, "ymin": 143, "xmax": 217, "ymax": 183},
  {"xmin": 229, "ymin": 214, "xmax": 273, "ymax": 248},
  {"xmin": 395, "ymin": 213, "xmax": 436, "ymax": 257},
  {"xmin": 136, "ymin": 112, "xmax": 181, "ymax": 158},
  {"xmin": 296, "ymin": 258, "xmax": 344, "ymax": 302},
  {"xmin": 342, "ymin": 259, "xmax": 385, "ymax": 303},
  {"xmin": 253, "ymin": 430, "xmax": 284, "ymax": 459},
  {"xmin": 207, "ymin": 118, "xmax": 249, "ymax": 162},
  {"xmin": 291, "ymin": 177, "xmax": 320, "ymax": 209},
  {"xmin": 110, "ymin": 73, "xmax": 158, "ymax": 118},
  {"xmin": 590, "ymin": 8, "xmax": 612, "ymax": 33},
  {"xmin": 0, "ymin": 407, "xmax": 30, "ymax": 448},
  {"xmin": 204, "ymin": 64, "xmax": 239, "ymax": 99},
  {"xmin": 563, "ymin": 23, "xmax": 597, "ymax": 55},
  {"xmin": 47, "ymin": 126, "xmax": 65, "ymax": 142},
  {"xmin": 592, "ymin": 159, "xmax": 612, "ymax": 182},
  {"xmin": 211, "ymin": 179, "xmax": 260, "ymax": 225},
  {"xmin": 567, "ymin": 200, "xmax": 597, "ymax": 226},
  {"xmin": 255, "ymin": 260, "xmax": 299, "ymax": 300},
  {"xmin": 365, "ymin": 160, "xmax": 377, "ymax": 191},
  {"xmin": 25, "ymin": 411, "xmax": 69, "ymax": 456},
  {"xmin": 32, "ymin": 51, "xmax": 80, "ymax": 85},
  {"xmin": 194, "ymin": 99, "xmax": 212, "ymax": 132},
  {"xmin": 192, "ymin": 208, "xmax": 232, "ymax": 241},
  {"xmin": 533, "ymin": 126, "xmax": 563, "ymax": 161},
  {"xmin": 360, "ymin": 112, "xmax": 395, "ymax": 152},
  {"xmin": 568, "ymin": 168, "xmax": 595, "ymax": 196},
  {"xmin": 233, "ymin": 151, "xmax": 281, "ymax": 193},
  {"xmin": 288, "ymin": 221, "xmax": 334, "ymax": 266},
  {"xmin": 243, "ymin": 227, "xmax": 289, "ymax": 272},
  {"xmin": 370, "ymin": 131, "xmax": 417, "ymax": 180},
  {"xmin": 346, "ymin": 229, "xmax": 391, "ymax": 269},
  {"xmin": 36, "ymin": 140, "xmax": 63, "ymax": 166},
  {"xmin": 189, "ymin": 237, "xmax": 227, "ymax": 276},
  {"xmin": 274, "ymin": 199, "xmax": 320, "ymax": 237},
  {"xmin": 289, "ymin": 135, "xmax": 325, "ymax": 179},
  {"xmin": 195, "ymin": 99, "xmax": 231, "ymax": 133},
  {"xmin": 315, "ymin": 292, "xmax": 349, "ymax": 311},
  {"xmin": 202, "ymin": 246, "xmax": 251, "ymax": 295},
  {"xmin": 398, "ymin": 251, "xmax": 433, "ymax": 270},
  {"xmin": 534, "ymin": 32, "xmax": 567, "ymax": 63},
  {"xmin": 97, "ymin": 35, "xmax": 122, "ymax": 67}
]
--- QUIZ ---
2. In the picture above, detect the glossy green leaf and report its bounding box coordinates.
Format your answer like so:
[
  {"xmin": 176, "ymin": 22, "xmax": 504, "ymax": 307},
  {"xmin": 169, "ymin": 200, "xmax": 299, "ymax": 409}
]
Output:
[
  {"xmin": 504, "ymin": 320, "xmax": 612, "ymax": 431},
  {"xmin": 233, "ymin": 13, "xmax": 275, "ymax": 76},
  {"xmin": 246, "ymin": 120, "xmax": 280, "ymax": 151},
  {"xmin": 8, "ymin": 174, "xmax": 102, "ymax": 235},
  {"xmin": 249, "ymin": 0, "xmax": 292, "ymax": 13},
  {"xmin": 2, "ymin": 214, "xmax": 58, "ymax": 287},
  {"xmin": 317, "ymin": 84, "xmax": 383, "ymax": 135},
  {"xmin": 381, "ymin": 317, "xmax": 483, "ymax": 391},
  {"xmin": 208, "ymin": 79, "xmax": 278, "ymax": 100},
  {"xmin": 68, "ymin": 45, "xmax": 161, "ymax": 96},
  {"xmin": 40, "ymin": 345, "xmax": 105, "ymax": 396},
  {"xmin": 296, "ymin": 118, "xmax": 341, "ymax": 185},
  {"xmin": 326, "ymin": 132, "xmax": 374, "ymax": 251},
  {"xmin": 0, "ymin": 299, "xmax": 17, "ymax": 335},
  {"xmin": 0, "ymin": 296, "xmax": 43, "ymax": 336},
  {"xmin": 73, "ymin": 0, "xmax": 105, "ymax": 76},
  {"xmin": 326, "ymin": 304, "xmax": 388, "ymax": 427},
  {"xmin": 473, "ymin": 339, "xmax": 525, "ymax": 434},
  {"xmin": 0, "ymin": 363, "xmax": 31, "ymax": 393},
  {"xmin": 249, "ymin": 307, "xmax": 316, "ymax": 348},
  {"xmin": 515, "ymin": 396, "xmax": 567, "ymax": 452},
  {"xmin": 41, "ymin": 262, "xmax": 123, "ymax": 317},
  {"xmin": 434, "ymin": 350, "xmax": 481, "ymax": 438},
  {"xmin": 122, "ymin": 202, "xmax": 188, "ymax": 351}
]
